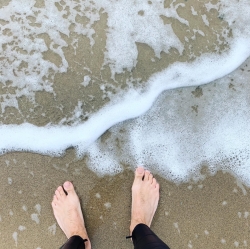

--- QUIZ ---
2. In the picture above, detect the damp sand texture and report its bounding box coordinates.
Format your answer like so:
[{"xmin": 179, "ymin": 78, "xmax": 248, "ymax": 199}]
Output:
[{"xmin": 0, "ymin": 0, "xmax": 250, "ymax": 248}]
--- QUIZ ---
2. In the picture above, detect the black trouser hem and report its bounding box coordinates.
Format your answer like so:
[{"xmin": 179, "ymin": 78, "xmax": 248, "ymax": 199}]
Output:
[
  {"xmin": 60, "ymin": 235, "xmax": 87, "ymax": 249},
  {"xmin": 132, "ymin": 223, "xmax": 170, "ymax": 249}
]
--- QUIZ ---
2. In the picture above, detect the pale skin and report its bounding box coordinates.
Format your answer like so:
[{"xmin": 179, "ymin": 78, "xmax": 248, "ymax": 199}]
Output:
[{"xmin": 51, "ymin": 166, "xmax": 160, "ymax": 249}]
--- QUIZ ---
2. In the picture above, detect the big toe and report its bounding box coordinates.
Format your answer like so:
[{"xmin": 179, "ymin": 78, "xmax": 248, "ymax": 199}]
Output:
[
  {"xmin": 63, "ymin": 181, "xmax": 75, "ymax": 195},
  {"xmin": 134, "ymin": 166, "xmax": 145, "ymax": 181}
]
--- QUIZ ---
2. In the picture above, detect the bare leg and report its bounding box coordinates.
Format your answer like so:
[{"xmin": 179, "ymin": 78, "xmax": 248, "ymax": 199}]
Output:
[
  {"xmin": 51, "ymin": 181, "xmax": 91, "ymax": 249},
  {"xmin": 129, "ymin": 167, "xmax": 170, "ymax": 249},
  {"xmin": 130, "ymin": 166, "xmax": 160, "ymax": 234}
]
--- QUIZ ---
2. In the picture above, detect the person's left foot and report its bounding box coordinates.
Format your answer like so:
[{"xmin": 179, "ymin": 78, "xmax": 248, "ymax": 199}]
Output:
[{"xmin": 51, "ymin": 181, "xmax": 91, "ymax": 249}]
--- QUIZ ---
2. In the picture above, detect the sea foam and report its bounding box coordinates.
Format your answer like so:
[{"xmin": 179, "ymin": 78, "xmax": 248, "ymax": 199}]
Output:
[
  {"xmin": 0, "ymin": 38, "xmax": 249, "ymax": 155},
  {"xmin": 0, "ymin": 0, "xmax": 250, "ymax": 184},
  {"xmin": 87, "ymin": 57, "xmax": 250, "ymax": 186}
]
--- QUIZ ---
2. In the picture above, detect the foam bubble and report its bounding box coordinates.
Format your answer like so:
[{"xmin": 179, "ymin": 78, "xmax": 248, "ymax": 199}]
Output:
[
  {"xmin": 18, "ymin": 226, "xmax": 26, "ymax": 232},
  {"xmin": 31, "ymin": 213, "xmax": 39, "ymax": 224},
  {"xmin": 12, "ymin": 232, "xmax": 18, "ymax": 246}
]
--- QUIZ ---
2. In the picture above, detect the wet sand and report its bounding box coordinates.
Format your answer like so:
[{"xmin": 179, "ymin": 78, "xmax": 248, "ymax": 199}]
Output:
[{"xmin": 0, "ymin": 151, "xmax": 249, "ymax": 248}]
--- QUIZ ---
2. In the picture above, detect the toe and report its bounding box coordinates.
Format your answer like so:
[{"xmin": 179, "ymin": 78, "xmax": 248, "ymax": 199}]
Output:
[
  {"xmin": 51, "ymin": 195, "xmax": 57, "ymax": 206},
  {"xmin": 63, "ymin": 181, "xmax": 75, "ymax": 195},
  {"xmin": 148, "ymin": 173, "xmax": 153, "ymax": 183},
  {"xmin": 55, "ymin": 189, "xmax": 62, "ymax": 199},
  {"xmin": 57, "ymin": 186, "xmax": 66, "ymax": 197},
  {"xmin": 144, "ymin": 170, "xmax": 151, "ymax": 181},
  {"xmin": 155, "ymin": 183, "xmax": 160, "ymax": 190},
  {"xmin": 134, "ymin": 166, "xmax": 145, "ymax": 181},
  {"xmin": 53, "ymin": 194, "xmax": 58, "ymax": 201},
  {"xmin": 152, "ymin": 178, "xmax": 157, "ymax": 186}
]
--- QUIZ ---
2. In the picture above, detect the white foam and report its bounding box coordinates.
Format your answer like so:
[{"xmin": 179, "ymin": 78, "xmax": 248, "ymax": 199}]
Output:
[
  {"xmin": 0, "ymin": 38, "xmax": 249, "ymax": 155},
  {"xmin": 104, "ymin": 202, "xmax": 111, "ymax": 209},
  {"xmin": 1, "ymin": 0, "xmax": 250, "ymax": 185},
  {"xmin": 97, "ymin": 0, "xmax": 185, "ymax": 75},
  {"xmin": 22, "ymin": 205, "xmax": 27, "ymax": 212},
  {"xmin": 8, "ymin": 177, "xmax": 12, "ymax": 185},
  {"xmin": 12, "ymin": 232, "xmax": 18, "ymax": 247},
  {"xmin": 48, "ymin": 223, "xmax": 57, "ymax": 236},
  {"xmin": 35, "ymin": 204, "xmax": 41, "ymax": 215},
  {"xmin": 18, "ymin": 225, "xmax": 26, "ymax": 232},
  {"xmin": 201, "ymin": 15, "xmax": 209, "ymax": 26},
  {"xmin": 191, "ymin": 6, "xmax": 198, "ymax": 16},
  {"xmin": 89, "ymin": 57, "xmax": 250, "ymax": 186},
  {"xmin": 81, "ymin": 76, "xmax": 91, "ymax": 87},
  {"xmin": 0, "ymin": 0, "xmax": 100, "ymax": 111}
]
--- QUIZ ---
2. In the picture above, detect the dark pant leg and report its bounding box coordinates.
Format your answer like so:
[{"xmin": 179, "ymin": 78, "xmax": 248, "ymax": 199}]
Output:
[
  {"xmin": 60, "ymin": 235, "xmax": 87, "ymax": 249},
  {"xmin": 132, "ymin": 224, "xmax": 170, "ymax": 249}
]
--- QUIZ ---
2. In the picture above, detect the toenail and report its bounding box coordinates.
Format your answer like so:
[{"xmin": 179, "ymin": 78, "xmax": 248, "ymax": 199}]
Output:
[
  {"xmin": 64, "ymin": 181, "xmax": 71, "ymax": 188},
  {"xmin": 137, "ymin": 167, "xmax": 144, "ymax": 174}
]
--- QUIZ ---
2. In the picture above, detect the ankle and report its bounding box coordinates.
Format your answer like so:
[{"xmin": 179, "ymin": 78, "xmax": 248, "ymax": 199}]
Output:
[
  {"xmin": 70, "ymin": 232, "xmax": 91, "ymax": 249},
  {"xmin": 130, "ymin": 219, "xmax": 144, "ymax": 234},
  {"xmin": 70, "ymin": 230, "xmax": 88, "ymax": 241}
]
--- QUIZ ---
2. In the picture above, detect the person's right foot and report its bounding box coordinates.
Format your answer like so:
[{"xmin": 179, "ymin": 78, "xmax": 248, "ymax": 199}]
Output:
[
  {"xmin": 130, "ymin": 166, "xmax": 160, "ymax": 234},
  {"xmin": 51, "ymin": 181, "xmax": 91, "ymax": 249}
]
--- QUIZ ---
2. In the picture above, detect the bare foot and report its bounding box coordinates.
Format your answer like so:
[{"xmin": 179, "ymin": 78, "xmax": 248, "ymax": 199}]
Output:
[
  {"xmin": 51, "ymin": 181, "xmax": 91, "ymax": 249},
  {"xmin": 130, "ymin": 166, "xmax": 160, "ymax": 234}
]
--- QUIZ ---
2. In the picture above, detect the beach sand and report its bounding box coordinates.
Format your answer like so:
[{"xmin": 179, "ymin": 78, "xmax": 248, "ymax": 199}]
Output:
[
  {"xmin": 0, "ymin": 151, "xmax": 249, "ymax": 248},
  {"xmin": 0, "ymin": 0, "xmax": 250, "ymax": 248}
]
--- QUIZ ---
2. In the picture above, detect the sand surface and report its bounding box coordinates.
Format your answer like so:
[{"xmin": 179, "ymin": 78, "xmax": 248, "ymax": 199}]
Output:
[{"xmin": 0, "ymin": 151, "xmax": 249, "ymax": 248}]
